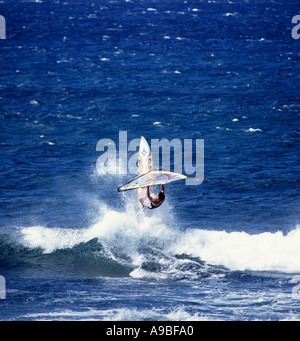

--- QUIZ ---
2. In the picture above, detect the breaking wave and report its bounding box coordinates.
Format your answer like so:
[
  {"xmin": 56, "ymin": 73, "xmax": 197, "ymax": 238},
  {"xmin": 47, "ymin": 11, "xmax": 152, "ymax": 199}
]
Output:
[{"xmin": 1, "ymin": 200, "xmax": 300, "ymax": 278}]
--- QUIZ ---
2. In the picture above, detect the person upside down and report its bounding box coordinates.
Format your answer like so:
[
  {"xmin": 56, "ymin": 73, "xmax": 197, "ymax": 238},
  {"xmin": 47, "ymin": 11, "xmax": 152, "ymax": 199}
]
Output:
[{"xmin": 139, "ymin": 184, "xmax": 165, "ymax": 210}]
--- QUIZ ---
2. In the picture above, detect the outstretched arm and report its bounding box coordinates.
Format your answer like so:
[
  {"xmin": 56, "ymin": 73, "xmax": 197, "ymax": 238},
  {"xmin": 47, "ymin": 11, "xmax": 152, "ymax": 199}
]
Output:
[
  {"xmin": 161, "ymin": 184, "xmax": 164, "ymax": 193},
  {"xmin": 147, "ymin": 186, "xmax": 153, "ymax": 202}
]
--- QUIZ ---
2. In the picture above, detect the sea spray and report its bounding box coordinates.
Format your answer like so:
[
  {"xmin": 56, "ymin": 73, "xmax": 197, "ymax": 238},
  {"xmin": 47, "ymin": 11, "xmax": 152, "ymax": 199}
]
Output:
[{"xmin": 19, "ymin": 203, "xmax": 300, "ymax": 276}]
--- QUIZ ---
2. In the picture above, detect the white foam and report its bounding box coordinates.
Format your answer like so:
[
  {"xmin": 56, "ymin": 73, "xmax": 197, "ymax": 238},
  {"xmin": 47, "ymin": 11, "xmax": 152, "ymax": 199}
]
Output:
[
  {"xmin": 21, "ymin": 225, "xmax": 88, "ymax": 253},
  {"xmin": 245, "ymin": 128, "xmax": 263, "ymax": 132},
  {"xmin": 166, "ymin": 307, "xmax": 207, "ymax": 321},
  {"xmin": 24, "ymin": 309, "xmax": 100, "ymax": 320},
  {"xmin": 223, "ymin": 12, "xmax": 239, "ymax": 16},
  {"xmin": 103, "ymin": 307, "xmax": 205, "ymax": 321},
  {"xmin": 169, "ymin": 227, "xmax": 300, "ymax": 273},
  {"xmin": 130, "ymin": 267, "xmax": 168, "ymax": 280},
  {"xmin": 29, "ymin": 100, "xmax": 39, "ymax": 105},
  {"xmin": 20, "ymin": 202, "xmax": 174, "ymax": 256},
  {"xmin": 20, "ymin": 201, "xmax": 300, "ymax": 274}
]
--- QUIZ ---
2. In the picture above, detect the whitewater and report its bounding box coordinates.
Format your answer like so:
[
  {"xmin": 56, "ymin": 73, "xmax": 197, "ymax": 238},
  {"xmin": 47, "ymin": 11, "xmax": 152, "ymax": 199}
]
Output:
[
  {"xmin": 19, "ymin": 200, "xmax": 300, "ymax": 277},
  {"xmin": 2, "ymin": 194, "xmax": 299, "ymax": 321}
]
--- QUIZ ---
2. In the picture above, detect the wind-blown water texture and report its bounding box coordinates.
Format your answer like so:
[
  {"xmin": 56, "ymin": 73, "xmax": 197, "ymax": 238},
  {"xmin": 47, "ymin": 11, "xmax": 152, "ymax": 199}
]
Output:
[{"xmin": 1, "ymin": 0, "xmax": 300, "ymax": 321}]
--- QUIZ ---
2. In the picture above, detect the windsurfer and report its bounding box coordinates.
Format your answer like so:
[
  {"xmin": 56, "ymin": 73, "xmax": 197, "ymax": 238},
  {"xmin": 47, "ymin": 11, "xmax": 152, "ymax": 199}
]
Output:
[{"xmin": 147, "ymin": 184, "xmax": 165, "ymax": 209}]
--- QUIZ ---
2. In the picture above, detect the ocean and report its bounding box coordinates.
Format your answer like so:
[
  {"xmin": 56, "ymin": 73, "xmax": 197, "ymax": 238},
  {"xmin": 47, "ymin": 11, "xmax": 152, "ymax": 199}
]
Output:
[{"xmin": 0, "ymin": 0, "xmax": 300, "ymax": 321}]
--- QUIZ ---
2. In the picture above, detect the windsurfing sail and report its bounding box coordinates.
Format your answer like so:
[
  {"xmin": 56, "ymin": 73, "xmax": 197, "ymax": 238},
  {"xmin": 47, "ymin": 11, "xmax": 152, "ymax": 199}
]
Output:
[
  {"xmin": 137, "ymin": 136, "xmax": 153, "ymax": 211},
  {"xmin": 138, "ymin": 136, "xmax": 152, "ymax": 175},
  {"xmin": 118, "ymin": 170, "xmax": 187, "ymax": 192}
]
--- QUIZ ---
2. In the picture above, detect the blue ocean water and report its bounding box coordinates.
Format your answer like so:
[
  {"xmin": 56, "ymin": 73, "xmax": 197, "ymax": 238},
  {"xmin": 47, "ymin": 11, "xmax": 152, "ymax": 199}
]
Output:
[{"xmin": 0, "ymin": 0, "xmax": 300, "ymax": 321}]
